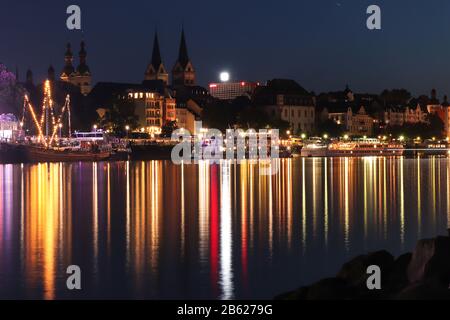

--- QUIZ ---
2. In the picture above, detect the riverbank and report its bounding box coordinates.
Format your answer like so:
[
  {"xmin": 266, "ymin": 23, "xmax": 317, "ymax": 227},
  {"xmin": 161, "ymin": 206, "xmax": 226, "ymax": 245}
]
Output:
[{"xmin": 276, "ymin": 232, "xmax": 450, "ymax": 300}]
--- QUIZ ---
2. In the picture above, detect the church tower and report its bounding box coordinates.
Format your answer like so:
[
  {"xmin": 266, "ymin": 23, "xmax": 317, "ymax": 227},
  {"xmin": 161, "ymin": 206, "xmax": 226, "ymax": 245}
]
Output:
[
  {"xmin": 26, "ymin": 69, "xmax": 33, "ymax": 85},
  {"xmin": 48, "ymin": 65, "xmax": 55, "ymax": 82},
  {"xmin": 60, "ymin": 43, "xmax": 75, "ymax": 82},
  {"xmin": 172, "ymin": 28, "xmax": 195, "ymax": 87},
  {"xmin": 73, "ymin": 41, "xmax": 92, "ymax": 95},
  {"xmin": 145, "ymin": 32, "xmax": 169, "ymax": 84}
]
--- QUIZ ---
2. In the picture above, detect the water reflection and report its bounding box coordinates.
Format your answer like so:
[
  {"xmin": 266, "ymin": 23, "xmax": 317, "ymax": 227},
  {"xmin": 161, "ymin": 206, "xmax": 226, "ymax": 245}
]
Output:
[{"xmin": 0, "ymin": 157, "xmax": 450, "ymax": 299}]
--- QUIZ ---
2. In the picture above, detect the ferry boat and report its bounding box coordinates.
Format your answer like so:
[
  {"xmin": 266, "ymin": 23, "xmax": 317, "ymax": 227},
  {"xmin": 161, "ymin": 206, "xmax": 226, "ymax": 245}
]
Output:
[
  {"xmin": 300, "ymin": 138, "xmax": 404, "ymax": 157},
  {"xmin": 327, "ymin": 138, "xmax": 404, "ymax": 157},
  {"xmin": 300, "ymin": 139, "xmax": 328, "ymax": 157}
]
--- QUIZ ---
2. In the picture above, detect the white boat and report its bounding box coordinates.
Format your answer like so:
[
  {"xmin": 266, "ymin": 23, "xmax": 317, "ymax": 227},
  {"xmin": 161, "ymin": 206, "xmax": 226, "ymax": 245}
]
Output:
[{"xmin": 300, "ymin": 140, "xmax": 328, "ymax": 157}]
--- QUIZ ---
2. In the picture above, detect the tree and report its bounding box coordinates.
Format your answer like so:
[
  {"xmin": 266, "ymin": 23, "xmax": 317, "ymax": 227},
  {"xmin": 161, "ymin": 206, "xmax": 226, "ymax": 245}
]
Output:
[
  {"xmin": 160, "ymin": 120, "xmax": 178, "ymax": 138},
  {"xmin": 427, "ymin": 113, "xmax": 445, "ymax": 137},
  {"xmin": 316, "ymin": 119, "xmax": 344, "ymax": 137},
  {"xmin": 380, "ymin": 89, "xmax": 411, "ymax": 106},
  {"xmin": 0, "ymin": 64, "xmax": 24, "ymax": 116},
  {"xmin": 100, "ymin": 98, "xmax": 138, "ymax": 135},
  {"xmin": 383, "ymin": 115, "xmax": 445, "ymax": 139}
]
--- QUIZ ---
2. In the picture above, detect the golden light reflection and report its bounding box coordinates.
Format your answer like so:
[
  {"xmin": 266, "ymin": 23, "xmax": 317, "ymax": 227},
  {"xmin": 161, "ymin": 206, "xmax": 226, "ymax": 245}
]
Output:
[
  {"xmin": 92, "ymin": 162, "xmax": 98, "ymax": 273},
  {"xmin": 447, "ymin": 159, "xmax": 450, "ymax": 229},
  {"xmin": 301, "ymin": 158, "xmax": 307, "ymax": 252},
  {"xmin": 22, "ymin": 163, "xmax": 68, "ymax": 300},
  {"xmin": 344, "ymin": 158, "xmax": 350, "ymax": 251},
  {"xmin": 417, "ymin": 156, "xmax": 422, "ymax": 237},
  {"xmin": 1, "ymin": 155, "xmax": 450, "ymax": 299},
  {"xmin": 324, "ymin": 158, "xmax": 329, "ymax": 248}
]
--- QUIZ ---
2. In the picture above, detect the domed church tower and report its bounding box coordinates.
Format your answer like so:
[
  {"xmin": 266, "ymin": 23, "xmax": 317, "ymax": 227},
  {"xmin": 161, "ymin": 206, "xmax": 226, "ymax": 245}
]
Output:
[
  {"xmin": 73, "ymin": 41, "xmax": 92, "ymax": 95},
  {"xmin": 60, "ymin": 43, "xmax": 75, "ymax": 82}
]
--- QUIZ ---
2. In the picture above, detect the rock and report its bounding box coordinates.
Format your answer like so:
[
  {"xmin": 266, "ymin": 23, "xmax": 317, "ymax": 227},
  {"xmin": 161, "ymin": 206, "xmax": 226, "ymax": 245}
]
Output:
[
  {"xmin": 386, "ymin": 253, "xmax": 412, "ymax": 292},
  {"xmin": 337, "ymin": 250, "xmax": 394, "ymax": 288},
  {"xmin": 407, "ymin": 236, "xmax": 450, "ymax": 287},
  {"xmin": 305, "ymin": 278, "xmax": 354, "ymax": 300},
  {"xmin": 274, "ymin": 286, "xmax": 309, "ymax": 300},
  {"xmin": 395, "ymin": 282, "xmax": 450, "ymax": 300}
]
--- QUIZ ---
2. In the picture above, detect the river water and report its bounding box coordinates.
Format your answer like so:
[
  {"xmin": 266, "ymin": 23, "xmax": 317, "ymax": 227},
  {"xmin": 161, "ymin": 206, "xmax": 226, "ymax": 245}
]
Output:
[{"xmin": 0, "ymin": 157, "xmax": 449, "ymax": 299}]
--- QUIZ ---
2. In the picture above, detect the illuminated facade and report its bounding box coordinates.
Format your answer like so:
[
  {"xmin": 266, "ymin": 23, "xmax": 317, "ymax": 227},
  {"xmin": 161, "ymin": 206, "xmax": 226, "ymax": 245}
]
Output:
[
  {"xmin": 253, "ymin": 79, "xmax": 316, "ymax": 134},
  {"xmin": 328, "ymin": 106, "xmax": 374, "ymax": 136},
  {"xmin": 347, "ymin": 106, "xmax": 374, "ymax": 136},
  {"xmin": 60, "ymin": 42, "xmax": 92, "ymax": 95},
  {"xmin": 446, "ymin": 107, "xmax": 450, "ymax": 138},
  {"xmin": 209, "ymin": 81, "xmax": 259, "ymax": 100},
  {"xmin": 0, "ymin": 113, "xmax": 19, "ymax": 141},
  {"xmin": 126, "ymin": 90, "xmax": 176, "ymax": 133},
  {"xmin": 175, "ymin": 107, "xmax": 196, "ymax": 133}
]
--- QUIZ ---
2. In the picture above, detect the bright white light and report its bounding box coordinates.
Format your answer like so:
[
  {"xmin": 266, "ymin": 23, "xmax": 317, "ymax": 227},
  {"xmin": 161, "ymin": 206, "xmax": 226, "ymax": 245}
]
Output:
[{"xmin": 220, "ymin": 72, "xmax": 230, "ymax": 82}]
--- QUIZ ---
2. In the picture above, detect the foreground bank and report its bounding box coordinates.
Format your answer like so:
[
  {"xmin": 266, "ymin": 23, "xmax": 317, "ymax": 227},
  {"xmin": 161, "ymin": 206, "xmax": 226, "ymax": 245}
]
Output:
[{"xmin": 277, "ymin": 232, "xmax": 450, "ymax": 300}]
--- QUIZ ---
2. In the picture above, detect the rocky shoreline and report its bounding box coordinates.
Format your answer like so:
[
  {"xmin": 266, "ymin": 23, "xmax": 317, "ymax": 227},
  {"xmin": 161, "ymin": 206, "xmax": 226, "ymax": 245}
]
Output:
[{"xmin": 276, "ymin": 232, "xmax": 450, "ymax": 300}]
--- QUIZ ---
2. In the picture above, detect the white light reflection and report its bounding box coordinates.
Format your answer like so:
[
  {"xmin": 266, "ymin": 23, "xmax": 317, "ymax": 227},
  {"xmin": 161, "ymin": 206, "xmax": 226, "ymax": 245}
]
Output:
[{"xmin": 220, "ymin": 161, "xmax": 233, "ymax": 300}]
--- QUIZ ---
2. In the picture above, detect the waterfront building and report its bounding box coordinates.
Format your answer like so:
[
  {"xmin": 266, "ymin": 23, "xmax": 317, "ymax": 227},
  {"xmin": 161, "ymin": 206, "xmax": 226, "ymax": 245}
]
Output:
[
  {"xmin": 404, "ymin": 104, "xmax": 427, "ymax": 123},
  {"xmin": 347, "ymin": 106, "xmax": 374, "ymax": 136},
  {"xmin": 326, "ymin": 105, "xmax": 374, "ymax": 136},
  {"xmin": 253, "ymin": 79, "xmax": 316, "ymax": 134},
  {"xmin": 175, "ymin": 106, "xmax": 196, "ymax": 133},
  {"xmin": 0, "ymin": 113, "xmax": 19, "ymax": 141},
  {"xmin": 208, "ymin": 81, "xmax": 259, "ymax": 100},
  {"xmin": 426, "ymin": 89, "xmax": 442, "ymax": 114},
  {"xmin": 384, "ymin": 107, "xmax": 405, "ymax": 126},
  {"xmin": 126, "ymin": 90, "xmax": 175, "ymax": 132}
]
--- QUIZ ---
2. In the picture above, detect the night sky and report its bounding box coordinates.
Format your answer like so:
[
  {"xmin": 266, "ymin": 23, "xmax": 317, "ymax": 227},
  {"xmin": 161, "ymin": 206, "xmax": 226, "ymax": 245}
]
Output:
[{"xmin": 2, "ymin": 0, "xmax": 450, "ymax": 96}]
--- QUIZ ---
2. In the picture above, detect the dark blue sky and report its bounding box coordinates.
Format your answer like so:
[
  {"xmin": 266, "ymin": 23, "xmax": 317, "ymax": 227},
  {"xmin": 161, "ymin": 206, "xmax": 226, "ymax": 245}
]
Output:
[{"xmin": 2, "ymin": 0, "xmax": 450, "ymax": 97}]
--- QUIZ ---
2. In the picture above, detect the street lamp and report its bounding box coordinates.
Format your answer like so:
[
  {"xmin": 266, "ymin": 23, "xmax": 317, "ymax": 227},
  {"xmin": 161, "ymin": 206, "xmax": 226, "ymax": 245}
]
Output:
[
  {"xmin": 301, "ymin": 133, "xmax": 306, "ymax": 139},
  {"xmin": 125, "ymin": 125, "xmax": 130, "ymax": 139},
  {"xmin": 93, "ymin": 124, "xmax": 98, "ymax": 132}
]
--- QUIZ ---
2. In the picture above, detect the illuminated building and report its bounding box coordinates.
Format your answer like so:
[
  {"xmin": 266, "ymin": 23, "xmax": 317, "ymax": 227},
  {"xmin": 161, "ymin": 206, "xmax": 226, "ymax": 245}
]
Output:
[
  {"xmin": 0, "ymin": 114, "xmax": 19, "ymax": 141},
  {"xmin": 209, "ymin": 81, "xmax": 259, "ymax": 100},
  {"xmin": 60, "ymin": 42, "xmax": 92, "ymax": 95},
  {"xmin": 175, "ymin": 106, "xmax": 196, "ymax": 133},
  {"xmin": 253, "ymin": 79, "xmax": 316, "ymax": 134},
  {"xmin": 125, "ymin": 89, "xmax": 176, "ymax": 133},
  {"xmin": 346, "ymin": 106, "xmax": 374, "ymax": 136}
]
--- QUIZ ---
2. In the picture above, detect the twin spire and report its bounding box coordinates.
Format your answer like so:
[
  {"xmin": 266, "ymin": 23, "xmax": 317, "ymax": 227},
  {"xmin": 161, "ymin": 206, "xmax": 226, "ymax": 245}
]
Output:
[
  {"xmin": 61, "ymin": 41, "xmax": 90, "ymax": 81},
  {"xmin": 145, "ymin": 28, "xmax": 195, "ymax": 86}
]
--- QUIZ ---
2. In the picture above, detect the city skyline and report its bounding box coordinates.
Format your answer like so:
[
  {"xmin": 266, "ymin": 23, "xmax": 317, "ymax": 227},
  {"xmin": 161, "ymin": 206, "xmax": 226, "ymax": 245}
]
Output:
[{"xmin": 3, "ymin": 0, "xmax": 450, "ymax": 96}]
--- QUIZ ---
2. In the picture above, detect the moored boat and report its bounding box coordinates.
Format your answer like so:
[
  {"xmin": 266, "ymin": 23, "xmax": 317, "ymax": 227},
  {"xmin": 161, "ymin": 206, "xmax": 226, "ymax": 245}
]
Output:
[
  {"xmin": 25, "ymin": 145, "xmax": 111, "ymax": 162},
  {"xmin": 300, "ymin": 139, "xmax": 328, "ymax": 157},
  {"xmin": 328, "ymin": 139, "xmax": 404, "ymax": 157}
]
